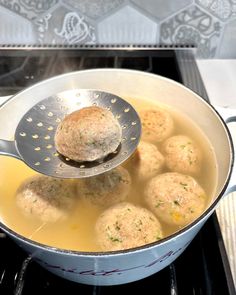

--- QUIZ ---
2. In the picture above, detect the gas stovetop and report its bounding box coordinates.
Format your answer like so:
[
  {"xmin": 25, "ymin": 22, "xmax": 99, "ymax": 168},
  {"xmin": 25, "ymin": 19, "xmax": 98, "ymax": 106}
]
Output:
[{"xmin": 0, "ymin": 47, "xmax": 235, "ymax": 295}]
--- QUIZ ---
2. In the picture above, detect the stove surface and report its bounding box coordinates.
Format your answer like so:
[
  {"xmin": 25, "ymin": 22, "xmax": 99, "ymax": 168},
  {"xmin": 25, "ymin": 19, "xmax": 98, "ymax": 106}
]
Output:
[
  {"xmin": 0, "ymin": 48, "xmax": 235, "ymax": 295},
  {"xmin": 0, "ymin": 49, "xmax": 181, "ymax": 96}
]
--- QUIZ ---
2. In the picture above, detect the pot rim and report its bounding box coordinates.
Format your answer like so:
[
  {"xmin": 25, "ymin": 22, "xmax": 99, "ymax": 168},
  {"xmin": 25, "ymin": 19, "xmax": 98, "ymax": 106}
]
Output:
[{"xmin": 0, "ymin": 68, "xmax": 234, "ymax": 257}]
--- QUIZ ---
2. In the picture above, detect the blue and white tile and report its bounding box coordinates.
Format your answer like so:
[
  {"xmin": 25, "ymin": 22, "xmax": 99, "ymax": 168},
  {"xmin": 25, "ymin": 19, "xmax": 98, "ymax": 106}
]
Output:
[
  {"xmin": 0, "ymin": 6, "xmax": 36, "ymax": 44},
  {"xmin": 196, "ymin": 0, "xmax": 236, "ymax": 22},
  {"xmin": 97, "ymin": 4, "xmax": 159, "ymax": 44},
  {"xmin": 0, "ymin": 0, "xmax": 59, "ymax": 20},
  {"xmin": 64, "ymin": 0, "xmax": 124, "ymax": 20},
  {"xmin": 160, "ymin": 5, "xmax": 223, "ymax": 58},
  {"xmin": 131, "ymin": 0, "xmax": 193, "ymax": 21},
  {"xmin": 34, "ymin": 4, "xmax": 96, "ymax": 45}
]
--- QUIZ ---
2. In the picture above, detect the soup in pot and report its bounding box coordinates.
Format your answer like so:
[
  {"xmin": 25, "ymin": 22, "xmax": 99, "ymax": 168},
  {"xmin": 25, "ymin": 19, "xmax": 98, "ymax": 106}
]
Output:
[{"xmin": 0, "ymin": 97, "xmax": 218, "ymax": 252}]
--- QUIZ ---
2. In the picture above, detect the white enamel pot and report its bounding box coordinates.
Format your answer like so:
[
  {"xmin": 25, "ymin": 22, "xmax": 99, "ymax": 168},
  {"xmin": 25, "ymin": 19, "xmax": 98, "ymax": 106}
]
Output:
[{"xmin": 0, "ymin": 69, "xmax": 235, "ymax": 286}]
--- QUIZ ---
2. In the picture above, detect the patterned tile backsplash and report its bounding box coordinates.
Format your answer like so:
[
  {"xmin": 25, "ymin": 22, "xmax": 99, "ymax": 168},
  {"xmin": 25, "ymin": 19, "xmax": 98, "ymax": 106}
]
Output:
[{"xmin": 0, "ymin": 0, "xmax": 235, "ymax": 58}]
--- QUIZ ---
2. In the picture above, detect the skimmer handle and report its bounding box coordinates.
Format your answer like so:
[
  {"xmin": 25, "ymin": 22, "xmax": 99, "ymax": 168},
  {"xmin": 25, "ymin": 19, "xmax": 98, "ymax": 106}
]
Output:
[{"xmin": 0, "ymin": 139, "xmax": 21, "ymax": 159}]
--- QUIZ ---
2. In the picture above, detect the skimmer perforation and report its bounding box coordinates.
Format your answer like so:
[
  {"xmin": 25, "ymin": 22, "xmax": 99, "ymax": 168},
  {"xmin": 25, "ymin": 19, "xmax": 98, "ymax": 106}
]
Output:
[{"xmin": 14, "ymin": 89, "xmax": 141, "ymax": 178}]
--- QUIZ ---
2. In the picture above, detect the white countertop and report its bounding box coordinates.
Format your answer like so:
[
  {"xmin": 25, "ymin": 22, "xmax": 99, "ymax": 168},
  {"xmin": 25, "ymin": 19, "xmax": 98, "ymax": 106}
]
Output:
[
  {"xmin": 197, "ymin": 59, "xmax": 236, "ymax": 288},
  {"xmin": 197, "ymin": 59, "xmax": 236, "ymax": 108}
]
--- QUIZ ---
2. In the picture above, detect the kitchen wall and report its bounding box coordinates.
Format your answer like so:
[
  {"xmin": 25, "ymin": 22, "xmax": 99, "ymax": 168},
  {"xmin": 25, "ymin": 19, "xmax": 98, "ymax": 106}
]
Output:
[{"xmin": 0, "ymin": 0, "xmax": 235, "ymax": 58}]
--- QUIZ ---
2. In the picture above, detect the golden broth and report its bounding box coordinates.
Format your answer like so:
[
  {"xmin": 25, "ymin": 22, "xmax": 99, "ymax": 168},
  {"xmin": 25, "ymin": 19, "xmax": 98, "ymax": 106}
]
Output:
[{"xmin": 0, "ymin": 97, "xmax": 218, "ymax": 251}]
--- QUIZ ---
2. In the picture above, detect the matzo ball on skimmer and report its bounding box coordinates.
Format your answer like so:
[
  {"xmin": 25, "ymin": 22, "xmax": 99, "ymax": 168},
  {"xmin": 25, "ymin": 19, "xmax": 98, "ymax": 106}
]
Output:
[{"xmin": 54, "ymin": 106, "xmax": 122, "ymax": 162}]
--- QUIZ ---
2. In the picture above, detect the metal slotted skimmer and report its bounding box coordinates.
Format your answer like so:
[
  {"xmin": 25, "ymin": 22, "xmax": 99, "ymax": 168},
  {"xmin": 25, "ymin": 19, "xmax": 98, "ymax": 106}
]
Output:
[{"xmin": 0, "ymin": 90, "xmax": 141, "ymax": 178}]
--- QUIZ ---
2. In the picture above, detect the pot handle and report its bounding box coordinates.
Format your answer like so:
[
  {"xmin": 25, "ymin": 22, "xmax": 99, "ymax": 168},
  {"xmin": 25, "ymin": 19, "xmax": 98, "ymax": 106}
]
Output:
[
  {"xmin": 0, "ymin": 139, "xmax": 21, "ymax": 159},
  {"xmin": 215, "ymin": 106, "xmax": 236, "ymax": 194}
]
